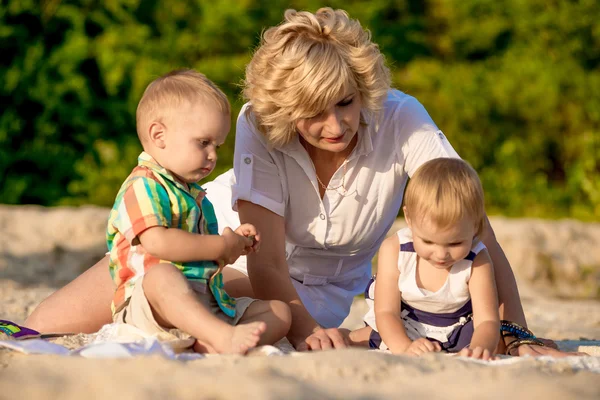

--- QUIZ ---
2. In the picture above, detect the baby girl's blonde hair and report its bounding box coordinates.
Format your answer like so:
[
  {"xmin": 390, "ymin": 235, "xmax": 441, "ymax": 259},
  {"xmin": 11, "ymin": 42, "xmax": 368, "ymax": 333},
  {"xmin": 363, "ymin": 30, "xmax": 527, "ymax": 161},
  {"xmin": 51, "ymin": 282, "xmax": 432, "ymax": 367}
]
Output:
[{"xmin": 404, "ymin": 158, "xmax": 486, "ymax": 238}]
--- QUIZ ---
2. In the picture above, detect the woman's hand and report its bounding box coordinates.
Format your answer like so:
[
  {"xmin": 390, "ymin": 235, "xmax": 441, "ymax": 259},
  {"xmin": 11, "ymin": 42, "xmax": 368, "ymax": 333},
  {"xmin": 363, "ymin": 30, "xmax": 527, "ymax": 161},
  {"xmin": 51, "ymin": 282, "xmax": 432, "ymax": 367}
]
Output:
[
  {"xmin": 295, "ymin": 327, "xmax": 350, "ymax": 351},
  {"xmin": 515, "ymin": 344, "xmax": 588, "ymax": 357},
  {"xmin": 538, "ymin": 337, "xmax": 558, "ymax": 349}
]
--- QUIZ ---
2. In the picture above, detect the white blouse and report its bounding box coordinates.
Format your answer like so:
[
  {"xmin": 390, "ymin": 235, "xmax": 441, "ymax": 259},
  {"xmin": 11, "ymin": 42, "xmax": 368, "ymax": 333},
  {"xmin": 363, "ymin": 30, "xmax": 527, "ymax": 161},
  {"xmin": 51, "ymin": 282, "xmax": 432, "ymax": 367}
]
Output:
[
  {"xmin": 396, "ymin": 228, "xmax": 486, "ymax": 314},
  {"xmin": 221, "ymin": 90, "xmax": 459, "ymax": 328}
]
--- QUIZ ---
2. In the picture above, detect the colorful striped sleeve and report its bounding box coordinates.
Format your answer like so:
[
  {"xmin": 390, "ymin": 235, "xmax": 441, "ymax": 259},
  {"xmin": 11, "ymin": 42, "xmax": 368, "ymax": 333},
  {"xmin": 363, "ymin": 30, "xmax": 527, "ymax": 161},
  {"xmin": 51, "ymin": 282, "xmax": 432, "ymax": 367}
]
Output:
[{"xmin": 112, "ymin": 177, "xmax": 172, "ymax": 243}]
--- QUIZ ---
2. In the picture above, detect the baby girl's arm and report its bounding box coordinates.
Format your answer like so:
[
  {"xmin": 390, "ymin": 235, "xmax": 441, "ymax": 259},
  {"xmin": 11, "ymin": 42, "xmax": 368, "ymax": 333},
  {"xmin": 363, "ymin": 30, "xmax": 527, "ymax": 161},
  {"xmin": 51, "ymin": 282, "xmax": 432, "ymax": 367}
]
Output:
[
  {"xmin": 375, "ymin": 236, "xmax": 426, "ymax": 354},
  {"xmin": 462, "ymin": 249, "xmax": 500, "ymax": 360}
]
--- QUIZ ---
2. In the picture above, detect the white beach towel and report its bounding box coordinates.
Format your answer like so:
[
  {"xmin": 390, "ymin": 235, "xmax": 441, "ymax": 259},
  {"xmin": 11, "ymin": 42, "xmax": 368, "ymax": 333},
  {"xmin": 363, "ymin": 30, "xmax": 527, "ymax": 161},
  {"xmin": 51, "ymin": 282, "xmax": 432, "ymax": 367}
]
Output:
[{"xmin": 0, "ymin": 322, "xmax": 598, "ymax": 373}]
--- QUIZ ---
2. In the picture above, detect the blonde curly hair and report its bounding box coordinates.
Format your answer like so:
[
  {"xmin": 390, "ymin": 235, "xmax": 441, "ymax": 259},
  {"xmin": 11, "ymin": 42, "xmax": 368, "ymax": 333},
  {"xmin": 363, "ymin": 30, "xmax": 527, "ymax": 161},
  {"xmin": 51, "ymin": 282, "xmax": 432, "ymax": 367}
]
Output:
[{"xmin": 243, "ymin": 8, "xmax": 391, "ymax": 148}]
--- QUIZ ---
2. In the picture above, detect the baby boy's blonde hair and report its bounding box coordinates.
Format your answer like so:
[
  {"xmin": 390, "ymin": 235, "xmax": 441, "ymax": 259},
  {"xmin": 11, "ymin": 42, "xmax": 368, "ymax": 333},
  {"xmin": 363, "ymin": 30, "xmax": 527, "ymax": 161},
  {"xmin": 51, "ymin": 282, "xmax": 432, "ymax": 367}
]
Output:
[
  {"xmin": 404, "ymin": 158, "xmax": 486, "ymax": 238},
  {"xmin": 136, "ymin": 69, "xmax": 230, "ymax": 143}
]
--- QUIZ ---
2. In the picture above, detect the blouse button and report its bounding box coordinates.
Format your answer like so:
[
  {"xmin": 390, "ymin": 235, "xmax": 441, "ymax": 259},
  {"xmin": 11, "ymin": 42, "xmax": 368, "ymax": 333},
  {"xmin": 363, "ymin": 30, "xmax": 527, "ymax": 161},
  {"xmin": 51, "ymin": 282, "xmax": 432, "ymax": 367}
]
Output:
[
  {"xmin": 319, "ymin": 213, "xmax": 325, "ymax": 220},
  {"xmin": 244, "ymin": 157, "xmax": 252, "ymax": 164}
]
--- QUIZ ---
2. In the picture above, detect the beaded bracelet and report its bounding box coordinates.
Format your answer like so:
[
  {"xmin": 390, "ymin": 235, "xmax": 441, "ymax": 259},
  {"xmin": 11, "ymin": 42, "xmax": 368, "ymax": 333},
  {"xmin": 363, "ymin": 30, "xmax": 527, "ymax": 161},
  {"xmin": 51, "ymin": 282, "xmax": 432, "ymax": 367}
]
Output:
[
  {"xmin": 500, "ymin": 320, "xmax": 545, "ymax": 355},
  {"xmin": 505, "ymin": 337, "xmax": 546, "ymax": 356},
  {"xmin": 500, "ymin": 320, "xmax": 536, "ymax": 339}
]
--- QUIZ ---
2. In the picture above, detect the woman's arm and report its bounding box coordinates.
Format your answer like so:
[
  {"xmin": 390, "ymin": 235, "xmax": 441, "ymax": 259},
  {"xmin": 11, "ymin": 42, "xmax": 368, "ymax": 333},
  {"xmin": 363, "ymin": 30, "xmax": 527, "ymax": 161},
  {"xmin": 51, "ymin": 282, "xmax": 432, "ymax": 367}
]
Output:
[
  {"xmin": 25, "ymin": 255, "xmax": 115, "ymax": 333},
  {"xmin": 238, "ymin": 200, "xmax": 345, "ymax": 350},
  {"xmin": 463, "ymin": 249, "xmax": 500, "ymax": 359},
  {"xmin": 480, "ymin": 215, "xmax": 527, "ymax": 327},
  {"xmin": 374, "ymin": 236, "xmax": 412, "ymax": 353},
  {"xmin": 480, "ymin": 217, "xmax": 580, "ymax": 356}
]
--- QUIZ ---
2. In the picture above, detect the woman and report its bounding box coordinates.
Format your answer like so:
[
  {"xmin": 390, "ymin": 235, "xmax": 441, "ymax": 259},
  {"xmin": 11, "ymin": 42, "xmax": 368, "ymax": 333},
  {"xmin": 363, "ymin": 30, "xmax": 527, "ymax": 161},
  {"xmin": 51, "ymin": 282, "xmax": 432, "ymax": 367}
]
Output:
[{"xmin": 26, "ymin": 8, "xmax": 562, "ymax": 356}]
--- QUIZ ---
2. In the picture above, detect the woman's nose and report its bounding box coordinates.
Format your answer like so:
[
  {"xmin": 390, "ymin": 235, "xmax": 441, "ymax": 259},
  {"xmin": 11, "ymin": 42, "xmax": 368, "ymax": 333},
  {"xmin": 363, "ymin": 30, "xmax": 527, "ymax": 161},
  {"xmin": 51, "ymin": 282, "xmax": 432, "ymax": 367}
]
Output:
[{"xmin": 324, "ymin": 109, "xmax": 343, "ymax": 135}]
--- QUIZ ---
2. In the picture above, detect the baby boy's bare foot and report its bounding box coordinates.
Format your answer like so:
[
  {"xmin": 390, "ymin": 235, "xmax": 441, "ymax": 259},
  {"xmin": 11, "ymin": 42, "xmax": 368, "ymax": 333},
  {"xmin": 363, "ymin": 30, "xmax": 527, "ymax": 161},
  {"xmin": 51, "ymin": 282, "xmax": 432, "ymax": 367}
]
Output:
[
  {"xmin": 218, "ymin": 322, "xmax": 266, "ymax": 354},
  {"xmin": 193, "ymin": 339, "xmax": 217, "ymax": 354}
]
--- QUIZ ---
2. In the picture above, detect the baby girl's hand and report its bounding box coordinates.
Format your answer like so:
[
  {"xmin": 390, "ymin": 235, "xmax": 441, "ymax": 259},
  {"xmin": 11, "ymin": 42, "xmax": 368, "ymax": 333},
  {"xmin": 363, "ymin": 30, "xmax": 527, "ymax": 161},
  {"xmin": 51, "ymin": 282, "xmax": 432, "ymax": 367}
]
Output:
[
  {"xmin": 458, "ymin": 346, "xmax": 494, "ymax": 360},
  {"xmin": 405, "ymin": 338, "xmax": 442, "ymax": 356}
]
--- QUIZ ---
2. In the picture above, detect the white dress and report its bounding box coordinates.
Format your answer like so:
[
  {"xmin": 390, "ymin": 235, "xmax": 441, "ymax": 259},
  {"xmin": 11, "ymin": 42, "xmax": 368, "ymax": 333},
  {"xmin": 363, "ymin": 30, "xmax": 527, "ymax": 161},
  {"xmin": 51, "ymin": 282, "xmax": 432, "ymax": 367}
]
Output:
[
  {"xmin": 205, "ymin": 90, "xmax": 460, "ymax": 328},
  {"xmin": 363, "ymin": 228, "xmax": 486, "ymax": 350}
]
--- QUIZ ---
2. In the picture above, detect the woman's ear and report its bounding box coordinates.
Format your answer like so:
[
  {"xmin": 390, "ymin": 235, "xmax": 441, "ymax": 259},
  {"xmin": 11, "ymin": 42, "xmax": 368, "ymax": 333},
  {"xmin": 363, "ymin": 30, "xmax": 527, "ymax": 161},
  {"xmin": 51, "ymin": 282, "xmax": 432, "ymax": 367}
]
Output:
[{"xmin": 148, "ymin": 121, "xmax": 167, "ymax": 149}]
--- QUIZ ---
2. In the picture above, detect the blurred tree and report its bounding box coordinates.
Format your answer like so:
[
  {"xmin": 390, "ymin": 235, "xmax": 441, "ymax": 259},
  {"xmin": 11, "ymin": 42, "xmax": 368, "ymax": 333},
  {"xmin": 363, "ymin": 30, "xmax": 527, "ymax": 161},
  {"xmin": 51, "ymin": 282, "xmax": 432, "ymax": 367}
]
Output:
[
  {"xmin": 394, "ymin": 0, "xmax": 600, "ymax": 219},
  {"xmin": 0, "ymin": 0, "xmax": 598, "ymax": 219}
]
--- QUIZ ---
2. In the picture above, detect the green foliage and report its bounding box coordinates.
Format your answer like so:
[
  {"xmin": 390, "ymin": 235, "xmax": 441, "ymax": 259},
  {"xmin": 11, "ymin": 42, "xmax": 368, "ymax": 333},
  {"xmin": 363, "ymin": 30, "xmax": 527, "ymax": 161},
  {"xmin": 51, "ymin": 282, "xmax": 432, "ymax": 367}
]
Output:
[
  {"xmin": 392, "ymin": 0, "xmax": 600, "ymax": 219},
  {"xmin": 1, "ymin": 0, "xmax": 599, "ymax": 220}
]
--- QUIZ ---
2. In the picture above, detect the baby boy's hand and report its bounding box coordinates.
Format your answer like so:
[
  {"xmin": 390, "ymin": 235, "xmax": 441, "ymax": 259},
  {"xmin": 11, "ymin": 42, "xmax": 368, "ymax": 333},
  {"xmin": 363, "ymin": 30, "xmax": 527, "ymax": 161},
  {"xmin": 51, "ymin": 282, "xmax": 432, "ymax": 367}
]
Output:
[
  {"xmin": 221, "ymin": 227, "xmax": 254, "ymax": 265},
  {"xmin": 405, "ymin": 338, "xmax": 442, "ymax": 356}
]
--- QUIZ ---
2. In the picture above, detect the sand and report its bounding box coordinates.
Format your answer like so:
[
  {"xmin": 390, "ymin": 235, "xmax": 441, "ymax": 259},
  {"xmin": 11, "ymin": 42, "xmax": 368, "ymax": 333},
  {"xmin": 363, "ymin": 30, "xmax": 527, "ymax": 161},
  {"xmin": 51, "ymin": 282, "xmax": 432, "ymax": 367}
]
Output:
[
  {"xmin": 1, "ymin": 289, "xmax": 599, "ymax": 400},
  {"xmin": 1, "ymin": 349, "xmax": 599, "ymax": 400},
  {"xmin": 1, "ymin": 207, "xmax": 599, "ymax": 399}
]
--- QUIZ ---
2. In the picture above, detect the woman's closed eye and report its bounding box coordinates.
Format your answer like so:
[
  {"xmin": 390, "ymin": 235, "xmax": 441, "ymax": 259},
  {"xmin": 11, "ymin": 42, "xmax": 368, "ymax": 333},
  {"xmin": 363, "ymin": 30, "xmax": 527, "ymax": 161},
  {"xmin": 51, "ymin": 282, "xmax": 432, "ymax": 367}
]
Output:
[
  {"xmin": 337, "ymin": 97, "xmax": 354, "ymax": 107},
  {"xmin": 305, "ymin": 96, "xmax": 355, "ymax": 119}
]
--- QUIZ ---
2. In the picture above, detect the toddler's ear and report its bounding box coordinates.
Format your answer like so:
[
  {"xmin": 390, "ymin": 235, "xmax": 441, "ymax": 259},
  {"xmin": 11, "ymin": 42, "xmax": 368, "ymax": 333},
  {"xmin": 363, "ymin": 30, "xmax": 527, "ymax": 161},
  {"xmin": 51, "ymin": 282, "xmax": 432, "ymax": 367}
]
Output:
[
  {"xmin": 403, "ymin": 206, "xmax": 412, "ymax": 227},
  {"xmin": 148, "ymin": 121, "xmax": 167, "ymax": 149}
]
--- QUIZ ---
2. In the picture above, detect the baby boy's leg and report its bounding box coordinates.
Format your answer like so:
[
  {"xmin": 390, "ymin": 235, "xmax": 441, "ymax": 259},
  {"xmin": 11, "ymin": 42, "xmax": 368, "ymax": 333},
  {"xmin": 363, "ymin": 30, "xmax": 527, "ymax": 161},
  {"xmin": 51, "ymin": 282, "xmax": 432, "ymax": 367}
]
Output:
[{"xmin": 142, "ymin": 263, "xmax": 266, "ymax": 354}]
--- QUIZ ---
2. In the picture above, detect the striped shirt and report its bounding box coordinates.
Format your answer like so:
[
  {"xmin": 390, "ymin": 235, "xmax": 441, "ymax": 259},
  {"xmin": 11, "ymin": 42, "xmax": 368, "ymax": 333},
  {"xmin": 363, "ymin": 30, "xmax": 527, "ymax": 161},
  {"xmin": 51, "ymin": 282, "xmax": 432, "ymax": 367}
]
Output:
[{"xmin": 107, "ymin": 152, "xmax": 236, "ymax": 317}]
